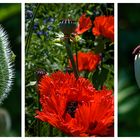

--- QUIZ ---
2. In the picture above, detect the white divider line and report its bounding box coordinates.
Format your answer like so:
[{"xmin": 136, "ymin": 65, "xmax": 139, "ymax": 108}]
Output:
[
  {"xmin": 114, "ymin": 2, "xmax": 118, "ymax": 138},
  {"xmin": 22, "ymin": 2, "xmax": 25, "ymax": 138}
]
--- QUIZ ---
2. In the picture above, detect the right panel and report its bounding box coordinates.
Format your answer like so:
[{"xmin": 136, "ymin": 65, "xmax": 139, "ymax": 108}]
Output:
[{"xmin": 118, "ymin": 3, "xmax": 140, "ymax": 137}]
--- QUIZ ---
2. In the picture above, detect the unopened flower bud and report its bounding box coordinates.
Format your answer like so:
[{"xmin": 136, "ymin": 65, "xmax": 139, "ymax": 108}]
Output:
[
  {"xmin": 133, "ymin": 45, "xmax": 140, "ymax": 88},
  {"xmin": 36, "ymin": 69, "xmax": 46, "ymax": 83}
]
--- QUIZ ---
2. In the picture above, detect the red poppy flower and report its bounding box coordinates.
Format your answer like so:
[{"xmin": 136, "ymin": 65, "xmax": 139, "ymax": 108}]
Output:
[
  {"xmin": 69, "ymin": 51, "xmax": 101, "ymax": 72},
  {"xmin": 35, "ymin": 71, "xmax": 114, "ymax": 136},
  {"xmin": 76, "ymin": 14, "xmax": 92, "ymax": 34},
  {"xmin": 92, "ymin": 16, "xmax": 114, "ymax": 41},
  {"xmin": 73, "ymin": 88, "xmax": 114, "ymax": 136}
]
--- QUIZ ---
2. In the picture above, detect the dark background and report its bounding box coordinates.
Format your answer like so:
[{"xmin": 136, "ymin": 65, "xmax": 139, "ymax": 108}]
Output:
[
  {"xmin": 0, "ymin": 4, "xmax": 21, "ymax": 136},
  {"xmin": 118, "ymin": 3, "xmax": 140, "ymax": 137}
]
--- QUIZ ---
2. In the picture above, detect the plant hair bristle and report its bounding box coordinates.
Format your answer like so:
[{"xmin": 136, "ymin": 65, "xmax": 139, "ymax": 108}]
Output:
[{"xmin": 0, "ymin": 25, "xmax": 14, "ymax": 104}]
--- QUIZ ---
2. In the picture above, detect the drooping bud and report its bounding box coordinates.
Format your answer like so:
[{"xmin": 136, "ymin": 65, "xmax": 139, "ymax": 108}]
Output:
[
  {"xmin": 36, "ymin": 69, "xmax": 46, "ymax": 83},
  {"xmin": 133, "ymin": 45, "xmax": 140, "ymax": 88}
]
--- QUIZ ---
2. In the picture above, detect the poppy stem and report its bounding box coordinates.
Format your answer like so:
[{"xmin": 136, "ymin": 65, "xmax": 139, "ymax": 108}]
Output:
[
  {"xmin": 75, "ymin": 43, "xmax": 79, "ymax": 74},
  {"xmin": 84, "ymin": 71, "xmax": 89, "ymax": 79},
  {"xmin": 35, "ymin": 69, "xmax": 46, "ymax": 136},
  {"xmin": 64, "ymin": 38, "xmax": 79, "ymax": 79},
  {"xmin": 37, "ymin": 94, "xmax": 41, "ymax": 136}
]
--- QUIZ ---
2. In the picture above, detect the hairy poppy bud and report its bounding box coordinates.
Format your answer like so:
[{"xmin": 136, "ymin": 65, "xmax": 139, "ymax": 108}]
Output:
[
  {"xmin": 133, "ymin": 45, "xmax": 140, "ymax": 88},
  {"xmin": 36, "ymin": 69, "xmax": 46, "ymax": 83},
  {"xmin": 0, "ymin": 26, "xmax": 14, "ymax": 104}
]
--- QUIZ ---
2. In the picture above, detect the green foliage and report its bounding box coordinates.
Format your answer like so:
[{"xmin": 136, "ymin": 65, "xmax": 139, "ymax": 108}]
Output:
[
  {"xmin": 118, "ymin": 4, "xmax": 140, "ymax": 137},
  {"xmin": 25, "ymin": 3, "xmax": 114, "ymax": 136}
]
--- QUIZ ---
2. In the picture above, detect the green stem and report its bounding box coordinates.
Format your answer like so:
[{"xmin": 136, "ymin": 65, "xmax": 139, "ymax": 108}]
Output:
[
  {"xmin": 65, "ymin": 38, "xmax": 79, "ymax": 79},
  {"xmin": 84, "ymin": 71, "xmax": 88, "ymax": 79},
  {"xmin": 37, "ymin": 93, "xmax": 41, "ymax": 136},
  {"xmin": 75, "ymin": 43, "xmax": 79, "ymax": 74},
  {"xmin": 25, "ymin": 4, "xmax": 40, "ymax": 55},
  {"xmin": 36, "ymin": 84, "xmax": 41, "ymax": 136}
]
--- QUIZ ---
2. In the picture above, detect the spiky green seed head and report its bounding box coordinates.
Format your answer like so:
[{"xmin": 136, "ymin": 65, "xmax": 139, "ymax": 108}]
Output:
[{"xmin": 0, "ymin": 25, "xmax": 15, "ymax": 104}]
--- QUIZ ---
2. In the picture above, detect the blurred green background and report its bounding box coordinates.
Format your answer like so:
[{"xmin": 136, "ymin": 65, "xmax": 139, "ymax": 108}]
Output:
[
  {"xmin": 0, "ymin": 4, "xmax": 21, "ymax": 136},
  {"xmin": 119, "ymin": 4, "xmax": 140, "ymax": 137}
]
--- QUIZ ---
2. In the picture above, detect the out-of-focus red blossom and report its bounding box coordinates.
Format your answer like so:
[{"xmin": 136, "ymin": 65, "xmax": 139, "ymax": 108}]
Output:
[
  {"xmin": 69, "ymin": 51, "xmax": 101, "ymax": 72},
  {"xmin": 35, "ymin": 71, "xmax": 114, "ymax": 137},
  {"xmin": 92, "ymin": 16, "xmax": 114, "ymax": 41},
  {"xmin": 76, "ymin": 14, "xmax": 92, "ymax": 34}
]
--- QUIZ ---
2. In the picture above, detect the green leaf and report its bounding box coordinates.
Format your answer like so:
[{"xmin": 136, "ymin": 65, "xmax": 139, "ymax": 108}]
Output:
[
  {"xmin": 92, "ymin": 67, "xmax": 109, "ymax": 89},
  {"xmin": 94, "ymin": 36, "xmax": 105, "ymax": 54},
  {"xmin": 26, "ymin": 81, "xmax": 36, "ymax": 87}
]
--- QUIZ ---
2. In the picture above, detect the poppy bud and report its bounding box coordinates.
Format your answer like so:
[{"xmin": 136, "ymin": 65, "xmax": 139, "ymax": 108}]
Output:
[
  {"xmin": 0, "ymin": 26, "xmax": 14, "ymax": 104},
  {"xmin": 133, "ymin": 45, "xmax": 140, "ymax": 88},
  {"xmin": 36, "ymin": 69, "xmax": 46, "ymax": 83}
]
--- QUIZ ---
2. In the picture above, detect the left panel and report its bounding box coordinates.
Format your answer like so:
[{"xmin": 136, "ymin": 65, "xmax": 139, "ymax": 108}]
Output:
[{"xmin": 0, "ymin": 3, "xmax": 21, "ymax": 136}]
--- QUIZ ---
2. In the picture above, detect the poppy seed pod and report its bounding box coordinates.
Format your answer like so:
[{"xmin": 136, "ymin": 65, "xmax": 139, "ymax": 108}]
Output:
[
  {"xmin": 133, "ymin": 45, "xmax": 140, "ymax": 88},
  {"xmin": 59, "ymin": 19, "xmax": 77, "ymax": 36}
]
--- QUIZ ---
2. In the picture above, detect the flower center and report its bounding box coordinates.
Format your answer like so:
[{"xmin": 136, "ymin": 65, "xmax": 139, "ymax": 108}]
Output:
[
  {"xmin": 66, "ymin": 101, "xmax": 78, "ymax": 118},
  {"xmin": 89, "ymin": 121, "xmax": 98, "ymax": 130}
]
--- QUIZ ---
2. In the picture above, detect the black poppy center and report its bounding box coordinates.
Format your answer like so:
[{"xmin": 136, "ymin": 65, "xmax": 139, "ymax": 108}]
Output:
[
  {"xmin": 66, "ymin": 101, "xmax": 78, "ymax": 118},
  {"xmin": 89, "ymin": 121, "xmax": 98, "ymax": 130}
]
